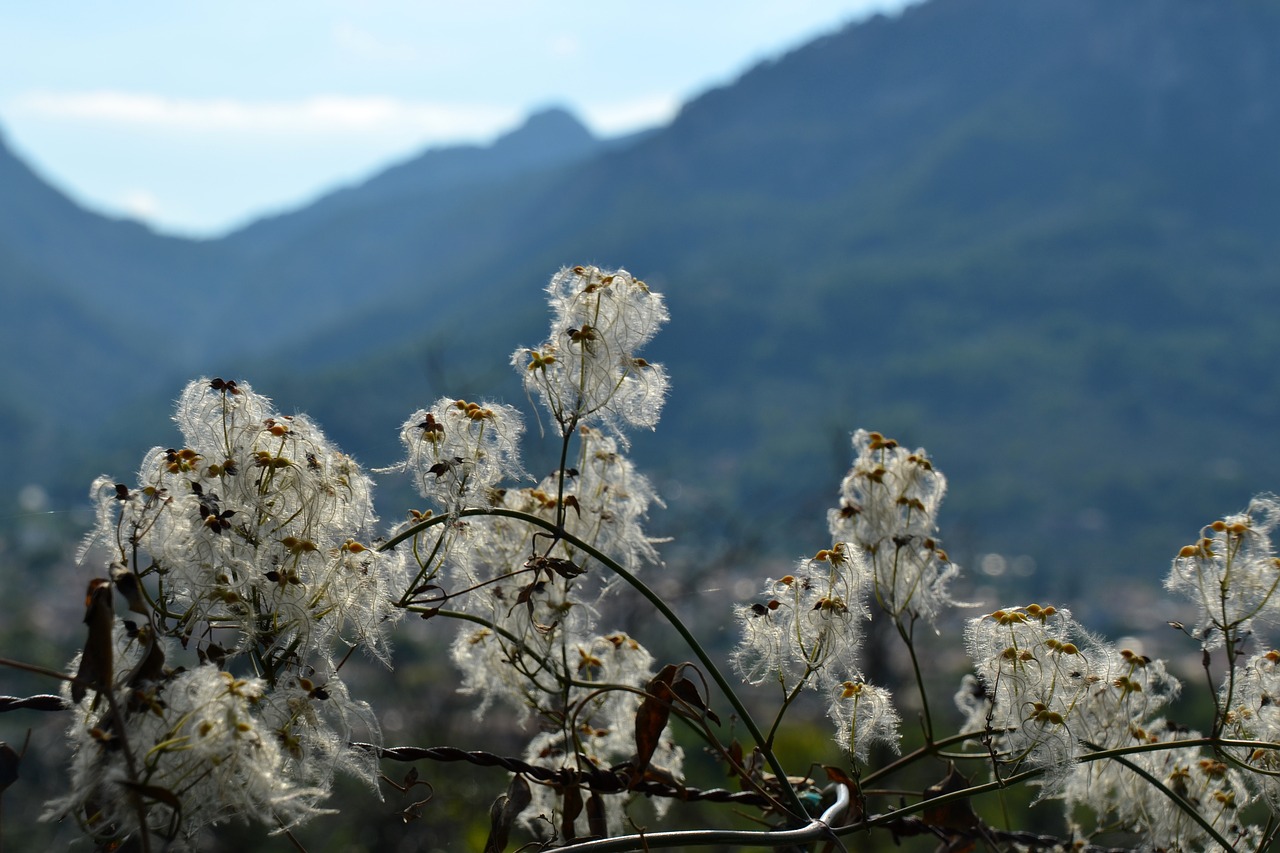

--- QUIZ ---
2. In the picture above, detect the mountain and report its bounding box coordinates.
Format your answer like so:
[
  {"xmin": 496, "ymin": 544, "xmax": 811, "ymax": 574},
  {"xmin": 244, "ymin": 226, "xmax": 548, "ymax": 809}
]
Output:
[
  {"xmin": 237, "ymin": 0, "xmax": 1280, "ymax": 597},
  {"xmin": 194, "ymin": 107, "xmax": 607, "ymax": 362},
  {"xmin": 0, "ymin": 130, "xmax": 233, "ymax": 363},
  {"xmin": 222, "ymin": 107, "xmax": 601, "ymax": 260},
  {"xmin": 6, "ymin": 0, "xmax": 1280, "ymax": 615},
  {"xmin": 0, "ymin": 231, "xmax": 157, "ymax": 486}
]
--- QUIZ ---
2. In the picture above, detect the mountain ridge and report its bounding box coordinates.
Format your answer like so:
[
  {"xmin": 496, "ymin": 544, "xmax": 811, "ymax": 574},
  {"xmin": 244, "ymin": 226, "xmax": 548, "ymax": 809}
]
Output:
[
  {"xmin": 5, "ymin": 0, "xmax": 1280, "ymax": 604},
  {"xmin": 222, "ymin": 106, "xmax": 603, "ymax": 258}
]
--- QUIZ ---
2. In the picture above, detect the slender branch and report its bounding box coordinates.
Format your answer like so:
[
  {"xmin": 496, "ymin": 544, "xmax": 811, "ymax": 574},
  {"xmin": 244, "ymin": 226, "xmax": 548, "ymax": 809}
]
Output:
[
  {"xmin": 380, "ymin": 506, "xmax": 810, "ymax": 821},
  {"xmin": 0, "ymin": 656, "xmax": 85, "ymax": 686},
  {"xmin": 849, "ymin": 736, "xmax": 1276, "ymax": 842},
  {"xmin": 765, "ymin": 671, "xmax": 812, "ymax": 749},
  {"xmin": 859, "ymin": 727, "xmax": 995, "ymax": 785},
  {"xmin": 1257, "ymin": 814, "xmax": 1280, "ymax": 853},
  {"xmin": 1095, "ymin": 747, "xmax": 1235, "ymax": 852},
  {"xmin": 895, "ymin": 614, "xmax": 934, "ymax": 743}
]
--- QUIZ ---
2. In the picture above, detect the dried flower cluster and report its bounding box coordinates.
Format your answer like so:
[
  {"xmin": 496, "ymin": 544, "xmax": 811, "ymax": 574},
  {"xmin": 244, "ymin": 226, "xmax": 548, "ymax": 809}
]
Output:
[
  {"xmin": 829, "ymin": 429, "xmax": 960, "ymax": 622},
  {"xmin": 515, "ymin": 265, "xmax": 669, "ymax": 439},
  {"xmin": 52, "ymin": 379, "xmax": 396, "ymax": 844},
  {"xmin": 1165, "ymin": 494, "xmax": 1280, "ymax": 648},
  {"xmin": 958, "ymin": 491, "xmax": 1280, "ymax": 847}
]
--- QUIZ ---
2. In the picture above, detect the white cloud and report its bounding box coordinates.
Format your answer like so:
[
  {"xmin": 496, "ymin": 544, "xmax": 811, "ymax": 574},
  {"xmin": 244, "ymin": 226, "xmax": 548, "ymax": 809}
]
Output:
[
  {"xmin": 581, "ymin": 95, "xmax": 681, "ymax": 136},
  {"xmin": 120, "ymin": 188, "xmax": 161, "ymax": 220},
  {"xmin": 9, "ymin": 91, "xmax": 518, "ymax": 139},
  {"xmin": 331, "ymin": 21, "xmax": 419, "ymax": 63}
]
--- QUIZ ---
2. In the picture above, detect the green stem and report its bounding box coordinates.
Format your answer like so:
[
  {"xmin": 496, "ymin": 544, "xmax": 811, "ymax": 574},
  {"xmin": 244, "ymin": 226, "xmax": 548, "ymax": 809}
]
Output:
[
  {"xmin": 859, "ymin": 727, "xmax": 996, "ymax": 786},
  {"xmin": 380, "ymin": 506, "xmax": 810, "ymax": 822},
  {"xmin": 865, "ymin": 736, "xmax": 1280, "ymax": 843},
  {"xmin": 765, "ymin": 674, "xmax": 812, "ymax": 750},
  {"xmin": 895, "ymin": 615, "xmax": 934, "ymax": 743},
  {"xmin": 395, "ymin": 523, "xmax": 448, "ymax": 608},
  {"xmin": 553, "ymin": 420, "xmax": 577, "ymax": 532},
  {"xmin": 1082, "ymin": 741, "xmax": 1234, "ymax": 853}
]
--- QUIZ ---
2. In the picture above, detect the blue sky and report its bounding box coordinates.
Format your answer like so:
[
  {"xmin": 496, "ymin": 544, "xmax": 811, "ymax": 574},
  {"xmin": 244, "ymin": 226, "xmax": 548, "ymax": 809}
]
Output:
[{"xmin": 0, "ymin": 1, "xmax": 916, "ymax": 236}]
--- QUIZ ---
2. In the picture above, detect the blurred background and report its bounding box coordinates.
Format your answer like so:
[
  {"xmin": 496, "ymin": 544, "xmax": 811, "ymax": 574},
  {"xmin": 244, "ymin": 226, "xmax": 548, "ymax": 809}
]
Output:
[{"xmin": 3, "ymin": 0, "xmax": 1279, "ymax": 847}]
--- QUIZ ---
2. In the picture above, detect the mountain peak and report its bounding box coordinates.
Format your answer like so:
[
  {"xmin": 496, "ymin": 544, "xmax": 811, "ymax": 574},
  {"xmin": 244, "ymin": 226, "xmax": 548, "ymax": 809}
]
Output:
[
  {"xmin": 490, "ymin": 106, "xmax": 596, "ymax": 161},
  {"xmin": 222, "ymin": 106, "xmax": 604, "ymax": 251}
]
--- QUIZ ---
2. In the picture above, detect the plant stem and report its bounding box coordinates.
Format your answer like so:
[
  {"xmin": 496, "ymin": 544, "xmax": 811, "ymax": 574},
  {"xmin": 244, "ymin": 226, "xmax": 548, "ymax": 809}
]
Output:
[
  {"xmin": 380, "ymin": 506, "xmax": 811, "ymax": 822},
  {"xmin": 859, "ymin": 728, "xmax": 995, "ymax": 785},
  {"xmin": 895, "ymin": 615, "xmax": 934, "ymax": 743},
  {"xmin": 1082, "ymin": 741, "xmax": 1234, "ymax": 852}
]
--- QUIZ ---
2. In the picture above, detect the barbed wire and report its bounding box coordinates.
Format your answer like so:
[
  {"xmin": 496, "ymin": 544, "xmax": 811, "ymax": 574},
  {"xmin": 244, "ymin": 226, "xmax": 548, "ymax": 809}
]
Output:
[
  {"xmin": 0, "ymin": 705, "xmax": 1180, "ymax": 852},
  {"xmin": 357, "ymin": 742, "xmax": 772, "ymax": 807},
  {"xmin": 0, "ymin": 694, "xmax": 65, "ymax": 712},
  {"xmin": 364, "ymin": 742, "xmax": 1145, "ymax": 853}
]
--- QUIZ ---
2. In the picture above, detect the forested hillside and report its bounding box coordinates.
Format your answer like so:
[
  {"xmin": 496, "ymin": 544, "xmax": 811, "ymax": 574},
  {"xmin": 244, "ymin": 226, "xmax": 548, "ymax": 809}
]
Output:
[{"xmin": 4, "ymin": 0, "xmax": 1279, "ymax": 606}]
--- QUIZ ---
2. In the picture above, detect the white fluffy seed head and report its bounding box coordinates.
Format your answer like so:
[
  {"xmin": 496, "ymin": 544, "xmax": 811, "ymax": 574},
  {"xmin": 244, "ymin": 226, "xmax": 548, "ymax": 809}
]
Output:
[
  {"xmin": 1165, "ymin": 494, "xmax": 1280, "ymax": 647},
  {"xmin": 732, "ymin": 544, "xmax": 872, "ymax": 692},
  {"xmin": 388, "ymin": 397, "xmax": 525, "ymax": 514},
  {"xmin": 82, "ymin": 378, "xmax": 405, "ymax": 662},
  {"xmin": 46, "ymin": 638, "xmax": 339, "ymax": 842},
  {"xmin": 961, "ymin": 603, "xmax": 1181, "ymax": 796},
  {"xmin": 827, "ymin": 679, "xmax": 900, "ymax": 762},
  {"xmin": 828, "ymin": 430, "xmax": 960, "ymax": 622},
  {"xmin": 514, "ymin": 266, "xmax": 669, "ymax": 440}
]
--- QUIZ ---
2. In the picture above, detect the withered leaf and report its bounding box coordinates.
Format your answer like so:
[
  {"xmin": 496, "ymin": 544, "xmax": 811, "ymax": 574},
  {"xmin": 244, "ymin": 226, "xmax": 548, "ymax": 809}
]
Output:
[
  {"xmin": 72, "ymin": 579, "xmax": 114, "ymax": 705},
  {"xmin": 483, "ymin": 775, "xmax": 531, "ymax": 853},
  {"xmin": 585, "ymin": 793, "xmax": 608, "ymax": 839},
  {"xmin": 727, "ymin": 739, "xmax": 744, "ymax": 776},
  {"xmin": 633, "ymin": 665, "xmax": 678, "ymax": 778},
  {"xmin": 823, "ymin": 765, "xmax": 863, "ymax": 823},
  {"xmin": 127, "ymin": 638, "xmax": 166, "ymax": 688},
  {"xmin": 922, "ymin": 763, "xmax": 978, "ymax": 831},
  {"xmin": 203, "ymin": 643, "xmax": 227, "ymax": 667},
  {"xmin": 671, "ymin": 674, "xmax": 720, "ymax": 725},
  {"xmin": 111, "ymin": 567, "xmax": 149, "ymax": 616},
  {"xmin": 0, "ymin": 741, "xmax": 20, "ymax": 792},
  {"xmin": 525, "ymin": 555, "xmax": 586, "ymax": 579},
  {"xmin": 560, "ymin": 784, "xmax": 584, "ymax": 842},
  {"xmin": 427, "ymin": 457, "xmax": 465, "ymax": 478},
  {"xmin": 824, "ymin": 764, "xmax": 857, "ymax": 789},
  {"xmin": 209, "ymin": 377, "xmax": 239, "ymax": 395},
  {"xmin": 545, "ymin": 557, "xmax": 585, "ymax": 579}
]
